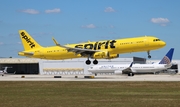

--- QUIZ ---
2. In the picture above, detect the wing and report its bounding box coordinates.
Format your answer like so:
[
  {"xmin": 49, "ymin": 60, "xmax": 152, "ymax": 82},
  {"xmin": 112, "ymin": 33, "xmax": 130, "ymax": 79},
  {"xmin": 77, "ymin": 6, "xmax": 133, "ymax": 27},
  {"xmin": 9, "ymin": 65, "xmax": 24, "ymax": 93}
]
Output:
[
  {"xmin": 122, "ymin": 62, "xmax": 134, "ymax": 74},
  {"xmin": 122, "ymin": 67, "xmax": 132, "ymax": 74},
  {"xmin": 52, "ymin": 37, "xmax": 101, "ymax": 57}
]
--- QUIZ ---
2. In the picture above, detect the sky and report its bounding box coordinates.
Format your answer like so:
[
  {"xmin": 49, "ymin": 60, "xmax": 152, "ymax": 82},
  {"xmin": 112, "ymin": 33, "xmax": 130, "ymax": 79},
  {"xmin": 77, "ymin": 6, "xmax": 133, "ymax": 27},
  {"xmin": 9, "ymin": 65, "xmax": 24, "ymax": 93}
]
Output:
[{"xmin": 0, "ymin": 0, "xmax": 180, "ymax": 60}]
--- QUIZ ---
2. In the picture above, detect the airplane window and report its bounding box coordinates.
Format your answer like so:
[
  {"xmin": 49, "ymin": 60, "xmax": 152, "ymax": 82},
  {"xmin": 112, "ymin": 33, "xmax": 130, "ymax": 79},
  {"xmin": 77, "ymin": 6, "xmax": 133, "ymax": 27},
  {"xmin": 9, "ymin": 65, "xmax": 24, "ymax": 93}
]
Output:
[{"xmin": 153, "ymin": 39, "xmax": 161, "ymax": 42}]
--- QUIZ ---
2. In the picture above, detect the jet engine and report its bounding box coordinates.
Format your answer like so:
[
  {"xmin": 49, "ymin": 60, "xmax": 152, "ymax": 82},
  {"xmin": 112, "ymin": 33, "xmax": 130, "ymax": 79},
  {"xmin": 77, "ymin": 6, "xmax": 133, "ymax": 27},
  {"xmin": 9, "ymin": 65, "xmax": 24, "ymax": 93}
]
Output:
[
  {"xmin": 92, "ymin": 52, "xmax": 119, "ymax": 59},
  {"xmin": 107, "ymin": 54, "xmax": 119, "ymax": 59},
  {"xmin": 92, "ymin": 51, "xmax": 109, "ymax": 59}
]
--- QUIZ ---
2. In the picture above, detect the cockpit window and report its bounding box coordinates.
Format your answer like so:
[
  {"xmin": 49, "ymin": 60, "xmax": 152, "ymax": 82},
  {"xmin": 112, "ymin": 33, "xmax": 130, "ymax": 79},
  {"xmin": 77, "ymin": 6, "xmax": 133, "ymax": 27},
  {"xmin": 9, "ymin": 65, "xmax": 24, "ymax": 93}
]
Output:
[{"xmin": 153, "ymin": 39, "xmax": 161, "ymax": 42}]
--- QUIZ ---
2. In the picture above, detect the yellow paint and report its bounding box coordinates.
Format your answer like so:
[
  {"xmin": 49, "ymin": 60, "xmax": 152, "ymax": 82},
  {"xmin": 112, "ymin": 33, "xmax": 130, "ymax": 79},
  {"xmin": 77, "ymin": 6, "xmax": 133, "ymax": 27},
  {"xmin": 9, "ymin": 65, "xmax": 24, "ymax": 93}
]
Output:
[{"xmin": 18, "ymin": 30, "xmax": 166, "ymax": 60}]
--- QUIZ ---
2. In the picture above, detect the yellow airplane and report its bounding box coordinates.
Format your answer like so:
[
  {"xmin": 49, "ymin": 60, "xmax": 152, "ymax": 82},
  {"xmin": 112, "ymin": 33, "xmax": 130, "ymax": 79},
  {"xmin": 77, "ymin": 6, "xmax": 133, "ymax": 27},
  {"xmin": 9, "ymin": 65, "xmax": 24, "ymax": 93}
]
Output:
[{"xmin": 18, "ymin": 30, "xmax": 166, "ymax": 65}]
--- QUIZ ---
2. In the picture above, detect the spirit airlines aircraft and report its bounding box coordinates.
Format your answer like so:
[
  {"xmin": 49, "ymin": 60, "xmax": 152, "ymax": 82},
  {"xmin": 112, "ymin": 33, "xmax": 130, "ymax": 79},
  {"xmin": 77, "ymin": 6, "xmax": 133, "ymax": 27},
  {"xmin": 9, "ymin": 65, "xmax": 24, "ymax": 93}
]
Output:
[
  {"xmin": 18, "ymin": 30, "xmax": 166, "ymax": 65},
  {"xmin": 88, "ymin": 48, "xmax": 174, "ymax": 76}
]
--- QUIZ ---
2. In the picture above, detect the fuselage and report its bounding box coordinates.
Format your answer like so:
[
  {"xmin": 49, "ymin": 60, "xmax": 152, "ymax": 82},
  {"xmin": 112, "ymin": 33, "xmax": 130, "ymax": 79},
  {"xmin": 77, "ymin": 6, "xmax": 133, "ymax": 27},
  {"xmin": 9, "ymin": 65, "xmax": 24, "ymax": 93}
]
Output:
[
  {"xmin": 88, "ymin": 64, "xmax": 170, "ymax": 74},
  {"xmin": 19, "ymin": 36, "xmax": 166, "ymax": 60}
]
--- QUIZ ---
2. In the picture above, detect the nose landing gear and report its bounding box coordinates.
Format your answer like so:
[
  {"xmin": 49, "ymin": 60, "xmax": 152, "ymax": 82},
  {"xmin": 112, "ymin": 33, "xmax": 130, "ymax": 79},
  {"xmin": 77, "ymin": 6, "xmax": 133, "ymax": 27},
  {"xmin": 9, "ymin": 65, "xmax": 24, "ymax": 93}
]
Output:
[{"xmin": 147, "ymin": 51, "xmax": 151, "ymax": 59}]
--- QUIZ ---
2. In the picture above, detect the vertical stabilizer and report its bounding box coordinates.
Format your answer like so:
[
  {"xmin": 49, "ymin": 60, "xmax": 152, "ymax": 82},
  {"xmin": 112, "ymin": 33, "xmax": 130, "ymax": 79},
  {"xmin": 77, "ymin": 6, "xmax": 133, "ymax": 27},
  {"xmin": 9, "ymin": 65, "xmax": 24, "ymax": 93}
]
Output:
[
  {"xmin": 3, "ymin": 67, "xmax": 8, "ymax": 73},
  {"xmin": 159, "ymin": 48, "xmax": 174, "ymax": 64},
  {"xmin": 19, "ymin": 30, "xmax": 42, "ymax": 51}
]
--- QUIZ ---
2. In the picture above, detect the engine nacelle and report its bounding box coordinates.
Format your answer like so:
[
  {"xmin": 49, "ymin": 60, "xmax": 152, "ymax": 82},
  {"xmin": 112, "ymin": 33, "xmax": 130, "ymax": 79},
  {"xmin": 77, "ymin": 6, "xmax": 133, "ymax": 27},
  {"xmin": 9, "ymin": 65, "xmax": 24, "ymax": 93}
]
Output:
[
  {"xmin": 114, "ymin": 70, "xmax": 123, "ymax": 75},
  {"xmin": 92, "ymin": 51, "xmax": 109, "ymax": 59},
  {"xmin": 107, "ymin": 54, "xmax": 119, "ymax": 59}
]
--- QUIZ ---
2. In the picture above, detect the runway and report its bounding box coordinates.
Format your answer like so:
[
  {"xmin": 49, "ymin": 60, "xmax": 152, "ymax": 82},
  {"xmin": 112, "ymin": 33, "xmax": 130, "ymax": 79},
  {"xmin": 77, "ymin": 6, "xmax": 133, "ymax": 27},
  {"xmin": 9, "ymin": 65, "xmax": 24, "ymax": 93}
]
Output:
[{"xmin": 0, "ymin": 74, "xmax": 180, "ymax": 81}]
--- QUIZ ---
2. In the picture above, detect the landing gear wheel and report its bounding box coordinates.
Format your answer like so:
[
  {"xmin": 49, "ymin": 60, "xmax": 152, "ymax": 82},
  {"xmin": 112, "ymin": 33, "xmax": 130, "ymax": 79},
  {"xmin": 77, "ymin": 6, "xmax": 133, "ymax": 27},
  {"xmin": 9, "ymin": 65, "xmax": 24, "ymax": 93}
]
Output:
[
  {"xmin": 93, "ymin": 59, "xmax": 98, "ymax": 65},
  {"xmin": 86, "ymin": 60, "xmax": 91, "ymax": 65},
  {"xmin": 148, "ymin": 55, "xmax": 151, "ymax": 59},
  {"xmin": 128, "ymin": 73, "xmax": 134, "ymax": 76}
]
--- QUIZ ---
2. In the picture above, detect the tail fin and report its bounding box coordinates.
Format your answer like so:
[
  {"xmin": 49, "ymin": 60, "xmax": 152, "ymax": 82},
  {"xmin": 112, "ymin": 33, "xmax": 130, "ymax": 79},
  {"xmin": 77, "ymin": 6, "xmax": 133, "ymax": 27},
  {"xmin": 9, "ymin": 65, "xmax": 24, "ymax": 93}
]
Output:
[
  {"xmin": 4, "ymin": 67, "xmax": 7, "ymax": 71},
  {"xmin": 19, "ymin": 30, "xmax": 42, "ymax": 51},
  {"xmin": 3, "ymin": 67, "xmax": 8, "ymax": 73},
  {"xmin": 159, "ymin": 48, "xmax": 174, "ymax": 64}
]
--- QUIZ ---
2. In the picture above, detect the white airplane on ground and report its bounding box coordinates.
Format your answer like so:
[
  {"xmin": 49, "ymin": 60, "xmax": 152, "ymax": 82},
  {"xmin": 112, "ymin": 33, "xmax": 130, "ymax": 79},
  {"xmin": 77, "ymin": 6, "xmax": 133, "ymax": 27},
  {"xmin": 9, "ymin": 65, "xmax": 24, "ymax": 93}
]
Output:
[
  {"xmin": 0, "ymin": 67, "xmax": 11, "ymax": 76},
  {"xmin": 88, "ymin": 48, "xmax": 174, "ymax": 76}
]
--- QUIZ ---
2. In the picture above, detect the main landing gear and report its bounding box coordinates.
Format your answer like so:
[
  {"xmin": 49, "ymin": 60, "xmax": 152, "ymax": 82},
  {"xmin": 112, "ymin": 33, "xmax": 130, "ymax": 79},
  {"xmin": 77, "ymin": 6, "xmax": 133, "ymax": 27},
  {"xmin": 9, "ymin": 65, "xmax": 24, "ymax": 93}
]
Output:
[
  {"xmin": 85, "ymin": 59, "xmax": 98, "ymax": 65},
  {"xmin": 147, "ymin": 51, "xmax": 151, "ymax": 59},
  {"xmin": 128, "ymin": 73, "xmax": 134, "ymax": 76}
]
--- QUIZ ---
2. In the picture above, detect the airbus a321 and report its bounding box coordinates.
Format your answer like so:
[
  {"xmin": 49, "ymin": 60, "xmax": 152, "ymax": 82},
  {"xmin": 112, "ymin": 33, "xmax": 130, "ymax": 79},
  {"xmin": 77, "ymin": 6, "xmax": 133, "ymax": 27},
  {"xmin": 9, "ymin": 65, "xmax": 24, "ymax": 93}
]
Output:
[
  {"xmin": 18, "ymin": 30, "xmax": 166, "ymax": 65},
  {"xmin": 88, "ymin": 48, "xmax": 174, "ymax": 76}
]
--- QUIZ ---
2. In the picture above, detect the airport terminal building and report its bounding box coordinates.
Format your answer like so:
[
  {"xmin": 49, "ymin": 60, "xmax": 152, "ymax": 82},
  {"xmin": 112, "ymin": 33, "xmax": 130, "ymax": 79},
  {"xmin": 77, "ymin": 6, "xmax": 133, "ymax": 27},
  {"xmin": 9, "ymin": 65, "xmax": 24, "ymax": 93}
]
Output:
[{"xmin": 0, "ymin": 57, "xmax": 179, "ymax": 75}]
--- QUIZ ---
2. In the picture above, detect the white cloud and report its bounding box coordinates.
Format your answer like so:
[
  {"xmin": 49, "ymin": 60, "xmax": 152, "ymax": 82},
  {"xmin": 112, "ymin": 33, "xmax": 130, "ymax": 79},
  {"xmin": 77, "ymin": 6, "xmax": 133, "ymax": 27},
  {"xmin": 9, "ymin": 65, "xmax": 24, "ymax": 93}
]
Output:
[
  {"xmin": 17, "ymin": 42, "xmax": 21, "ymax": 44},
  {"xmin": 151, "ymin": 18, "xmax": 170, "ymax": 26},
  {"xmin": 20, "ymin": 9, "xmax": 40, "ymax": 14},
  {"xmin": 104, "ymin": 7, "xmax": 115, "ymax": 12},
  {"xmin": 45, "ymin": 8, "xmax": 61, "ymax": 13},
  {"xmin": 81, "ymin": 24, "xmax": 96, "ymax": 28},
  {"xmin": 109, "ymin": 25, "xmax": 115, "ymax": 28},
  {"xmin": 0, "ymin": 42, "xmax": 4, "ymax": 45}
]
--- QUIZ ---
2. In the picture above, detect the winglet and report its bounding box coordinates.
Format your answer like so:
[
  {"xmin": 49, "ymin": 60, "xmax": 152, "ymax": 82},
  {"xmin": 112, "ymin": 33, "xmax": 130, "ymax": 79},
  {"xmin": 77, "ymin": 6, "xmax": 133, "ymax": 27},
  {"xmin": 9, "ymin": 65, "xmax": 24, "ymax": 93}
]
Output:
[
  {"xmin": 129, "ymin": 62, "xmax": 133, "ymax": 67},
  {"xmin": 159, "ymin": 48, "xmax": 174, "ymax": 64},
  {"xmin": 52, "ymin": 37, "xmax": 60, "ymax": 46}
]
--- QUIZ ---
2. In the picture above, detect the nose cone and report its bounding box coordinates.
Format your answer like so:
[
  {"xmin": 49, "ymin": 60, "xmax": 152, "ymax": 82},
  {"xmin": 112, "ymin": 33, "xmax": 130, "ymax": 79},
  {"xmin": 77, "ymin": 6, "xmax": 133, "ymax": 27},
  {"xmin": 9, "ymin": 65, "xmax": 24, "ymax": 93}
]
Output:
[{"xmin": 161, "ymin": 41, "xmax": 166, "ymax": 47}]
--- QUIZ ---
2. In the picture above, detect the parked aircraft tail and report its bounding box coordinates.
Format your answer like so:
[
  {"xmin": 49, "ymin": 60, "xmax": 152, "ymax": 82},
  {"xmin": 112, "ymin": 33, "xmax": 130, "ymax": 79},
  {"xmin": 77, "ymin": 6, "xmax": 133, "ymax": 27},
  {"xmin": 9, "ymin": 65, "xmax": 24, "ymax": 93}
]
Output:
[
  {"xmin": 159, "ymin": 48, "xmax": 174, "ymax": 64},
  {"xmin": 1, "ymin": 67, "xmax": 11, "ymax": 74},
  {"xmin": 19, "ymin": 30, "xmax": 43, "ymax": 51},
  {"xmin": 3, "ymin": 67, "xmax": 8, "ymax": 73}
]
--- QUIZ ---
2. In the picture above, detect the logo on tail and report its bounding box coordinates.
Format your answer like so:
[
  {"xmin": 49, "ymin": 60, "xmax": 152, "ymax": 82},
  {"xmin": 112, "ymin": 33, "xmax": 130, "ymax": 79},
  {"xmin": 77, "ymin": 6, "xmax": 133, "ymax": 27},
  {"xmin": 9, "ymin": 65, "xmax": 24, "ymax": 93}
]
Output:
[
  {"xmin": 159, "ymin": 48, "xmax": 174, "ymax": 64},
  {"xmin": 21, "ymin": 32, "xmax": 35, "ymax": 48}
]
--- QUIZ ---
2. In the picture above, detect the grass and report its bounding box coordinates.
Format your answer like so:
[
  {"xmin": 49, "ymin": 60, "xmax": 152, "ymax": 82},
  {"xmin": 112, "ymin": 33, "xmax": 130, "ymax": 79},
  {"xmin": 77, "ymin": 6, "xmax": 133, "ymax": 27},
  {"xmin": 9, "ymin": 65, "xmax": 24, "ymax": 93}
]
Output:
[{"xmin": 0, "ymin": 81, "xmax": 180, "ymax": 107}]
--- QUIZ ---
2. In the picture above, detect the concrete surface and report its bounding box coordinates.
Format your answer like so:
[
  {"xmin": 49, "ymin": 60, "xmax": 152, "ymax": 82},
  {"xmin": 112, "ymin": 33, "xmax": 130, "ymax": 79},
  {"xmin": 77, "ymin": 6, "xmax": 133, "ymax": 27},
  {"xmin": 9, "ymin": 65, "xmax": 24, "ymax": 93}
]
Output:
[{"xmin": 0, "ymin": 74, "xmax": 180, "ymax": 81}]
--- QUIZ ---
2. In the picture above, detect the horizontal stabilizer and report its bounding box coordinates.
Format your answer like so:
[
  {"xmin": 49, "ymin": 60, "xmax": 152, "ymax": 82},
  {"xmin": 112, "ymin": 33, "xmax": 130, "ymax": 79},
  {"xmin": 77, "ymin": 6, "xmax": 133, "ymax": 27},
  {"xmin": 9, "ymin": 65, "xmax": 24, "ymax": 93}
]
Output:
[{"xmin": 18, "ymin": 52, "xmax": 34, "ymax": 56}]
